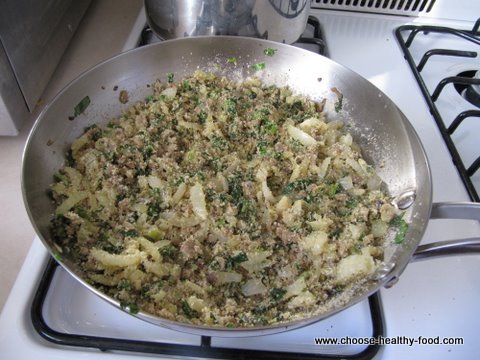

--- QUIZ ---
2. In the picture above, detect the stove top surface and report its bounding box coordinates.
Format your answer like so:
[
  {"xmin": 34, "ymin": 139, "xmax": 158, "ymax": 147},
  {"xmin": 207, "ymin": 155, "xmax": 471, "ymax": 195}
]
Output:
[{"xmin": 2, "ymin": 7, "xmax": 480, "ymax": 360}]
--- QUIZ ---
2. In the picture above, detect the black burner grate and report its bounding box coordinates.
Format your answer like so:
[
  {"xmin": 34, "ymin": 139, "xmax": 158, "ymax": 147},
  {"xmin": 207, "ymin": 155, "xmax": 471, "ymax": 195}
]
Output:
[
  {"xmin": 395, "ymin": 20, "xmax": 480, "ymax": 202},
  {"xmin": 31, "ymin": 260, "xmax": 384, "ymax": 359}
]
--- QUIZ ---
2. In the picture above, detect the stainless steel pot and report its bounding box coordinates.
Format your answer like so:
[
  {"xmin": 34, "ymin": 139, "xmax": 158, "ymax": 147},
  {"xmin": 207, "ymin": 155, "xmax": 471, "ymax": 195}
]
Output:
[
  {"xmin": 22, "ymin": 36, "xmax": 480, "ymax": 337},
  {"xmin": 144, "ymin": 0, "xmax": 311, "ymax": 44}
]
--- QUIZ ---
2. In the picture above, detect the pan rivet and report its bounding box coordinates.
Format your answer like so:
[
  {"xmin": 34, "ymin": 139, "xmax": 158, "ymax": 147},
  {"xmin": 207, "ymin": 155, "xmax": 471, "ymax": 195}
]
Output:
[
  {"xmin": 395, "ymin": 189, "xmax": 417, "ymax": 210},
  {"xmin": 372, "ymin": 262, "xmax": 395, "ymax": 281}
]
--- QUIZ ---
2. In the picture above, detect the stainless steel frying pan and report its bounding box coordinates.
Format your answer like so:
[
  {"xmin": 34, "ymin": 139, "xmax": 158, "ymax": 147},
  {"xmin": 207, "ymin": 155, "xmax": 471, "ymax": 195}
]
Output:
[{"xmin": 22, "ymin": 36, "xmax": 480, "ymax": 337}]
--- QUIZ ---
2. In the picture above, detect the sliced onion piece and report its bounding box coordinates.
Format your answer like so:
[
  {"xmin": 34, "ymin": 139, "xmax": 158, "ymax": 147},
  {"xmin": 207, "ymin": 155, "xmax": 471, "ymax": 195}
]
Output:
[
  {"xmin": 90, "ymin": 248, "xmax": 141, "ymax": 267},
  {"xmin": 371, "ymin": 219, "xmax": 389, "ymax": 238},
  {"xmin": 299, "ymin": 117, "xmax": 325, "ymax": 130},
  {"xmin": 190, "ymin": 183, "xmax": 208, "ymax": 220},
  {"xmin": 338, "ymin": 175, "xmax": 353, "ymax": 190},
  {"xmin": 318, "ymin": 157, "xmax": 331, "ymax": 180},
  {"xmin": 168, "ymin": 216, "xmax": 203, "ymax": 228},
  {"xmin": 178, "ymin": 120, "xmax": 202, "ymax": 131},
  {"xmin": 367, "ymin": 173, "xmax": 383, "ymax": 190},
  {"xmin": 160, "ymin": 86, "xmax": 177, "ymax": 98},
  {"xmin": 241, "ymin": 250, "xmax": 272, "ymax": 273},
  {"xmin": 286, "ymin": 276, "xmax": 306, "ymax": 298},
  {"xmin": 286, "ymin": 125, "xmax": 317, "ymax": 146},
  {"xmin": 216, "ymin": 271, "xmax": 243, "ymax": 284},
  {"xmin": 261, "ymin": 181, "xmax": 274, "ymax": 203},
  {"xmin": 346, "ymin": 158, "xmax": 368, "ymax": 178},
  {"xmin": 241, "ymin": 278, "xmax": 267, "ymax": 296},
  {"xmin": 55, "ymin": 191, "xmax": 89, "ymax": 215},
  {"xmin": 147, "ymin": 175, "xmax": 162, "ymax": 189},
  {"xmin": 171, "ymin": 182, "xmax": 187, "ymax": 205}
]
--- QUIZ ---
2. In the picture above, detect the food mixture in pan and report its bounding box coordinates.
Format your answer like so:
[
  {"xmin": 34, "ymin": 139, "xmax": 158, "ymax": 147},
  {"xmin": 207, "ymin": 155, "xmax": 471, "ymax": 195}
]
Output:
[{"xmin": 50, "ymin": 70, "xmax": 400, "ymax": 327}]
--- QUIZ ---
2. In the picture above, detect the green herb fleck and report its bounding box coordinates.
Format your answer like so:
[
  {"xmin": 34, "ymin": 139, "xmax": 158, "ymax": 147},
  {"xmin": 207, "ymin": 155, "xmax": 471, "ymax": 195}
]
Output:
[
  {"xmin": 150, "ymin": 187, "xmax": 162, "ymax": 198},
  {"xmin": 103, "ymin": 150, "xmax": 116, "ymax": 163},
  {"xmin": 150, "ymin": 113, "xmax": 164, "ymax": 127},
  {"xmin": 198, "ymin": 111, "xmax": 208, "ymax": 124},
  {"xmin": 167, "ymin": 72, "xmax": 174, "ymax": 83},
  {"xmin": 225, "ymin": 251, "xmax": 248, "ymax": 270},
  {"xmin": 120, "ymin": 301, "xmax": 139, "ymax": 314},
  {"xmin": 73, "ymin": 206, "xmax": 90, "ymax": 220},
  {"xmin": 270, "ymin": 288, "xmax": 286, "ymax": 301},
  {"xmin": 53, "ymin": 252, "xmax": 63, "ymax": 262},
  {"xmin": 238, "ymin": 199, "xmax": 257, "ymax": 222},
  {"xmin": 216, "ymin": 218, "xmax": 226, "ymax": 228},
  {"xmin": 209, "ymin": 260, "xmax": 221, "ymax": 271},
  {"xmin": 346, "ymin": 197, "xmax": 359, "ymax": 209},
  {"xmin": 172, "ymin": 176, "xmax": 185, "ymax": 186},
  {"xmin": 211, "ymin": 135, "xmax": 228, "ymax": 150},
  {"xmin": 264, "ymin": 48, "xmax": 277, "ymax": 56},
  {"xmin": 328, "ymin": 285, "xmax": 344, "ymax": 297},
  {"xmin": 181, "ymin": 80, "xmax": 192, "ymax": 91},
  {"xmin": 264, "ymin": 121, "xmax": 278, "ymax": 135},
  {"xmin": 53, "ymin": 172, "xmax": 68, "ymax": 183},
  {"xmin": 122, "ymin": 229, "xmax": 139, "ymax": 238},
  {"xmin": 223, "ymin": 98, "xmax": 237, "ymax": 114},
  {"xmin": 327, "ymin": 183, "xmax": 340, "ymax": 197},
  {"xmin": 274, "ymin": 151, "xmax": 284, "ymax": 161},
  {"xmin": 228, "ymin": 174, "xmax": 244, "ymax": 204},
  {"xmin": 251, "ymin": 62, "xmax": 266, "ymax": 71},
  {"xmin": 160, "ymin": 245, "xmax": 178, "ymax": 259},
  {"xmin": 334, "ymin": 95, "xmax": 344, "ymax": 113},
  {"xmin": 253, "ymin": 107, "xmax": 270, "ymax": 121},
  {"xmin": 143, "ymin": 144, "xmax": 155, "ymax": 159},
  {"xmin": 393, "ymin": 218, "xmax": 409, "ymax": 244},
  {"xmin": 231, "ymin": 252, "xmax": 248, "ymax": 264},
  {"xmin": 257, "ymin": 140, "xmax": 268, "ymax": 155},
  {"xmin": 282, "ymin": 178, "xmax": 314, "ymax": 195},
  {"xmin": 181, "ymin": 300, "xmax": 198, "ymax": 319},
  {"xmin": 145, "ymin": 95, "xmax": 154, "ymax": 103},
  {"xmin": 145, "ymin": 229, "xmax": 163, "ymax": 241},
  {"xmin": 73, "ymin": 96, "xmax": 91, "ymax": 117},
  {"xmin": 147, "ymin": 203, "xmax": 161, "ymax": 220},
  {"xmin": 117, "ymin": 279, "xmax": 131, "ymax": 291},
  {"xmin": 227, "ymin": 57, "xmax": 237, "ymax": 65},
  {"xmin": 252, "ymin": 305, "xmax": 268, "ymax": 315}
]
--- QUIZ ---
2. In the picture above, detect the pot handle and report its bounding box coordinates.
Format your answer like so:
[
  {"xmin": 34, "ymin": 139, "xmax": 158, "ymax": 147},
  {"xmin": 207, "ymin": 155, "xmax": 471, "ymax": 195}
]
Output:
[{"xmin": 411, "ymin": 202, "xmax": 480, "ymax": 261}]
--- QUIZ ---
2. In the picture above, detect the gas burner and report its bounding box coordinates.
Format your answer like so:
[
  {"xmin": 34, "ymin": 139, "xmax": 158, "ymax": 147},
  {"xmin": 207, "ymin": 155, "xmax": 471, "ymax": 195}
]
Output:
[
  {"xmin": 454, "ymin": 70, "xmax": 480, "ymax": 107},
  {"xmin": 396, "ymin": 19, "xmax": 480, "ymax": 201}
]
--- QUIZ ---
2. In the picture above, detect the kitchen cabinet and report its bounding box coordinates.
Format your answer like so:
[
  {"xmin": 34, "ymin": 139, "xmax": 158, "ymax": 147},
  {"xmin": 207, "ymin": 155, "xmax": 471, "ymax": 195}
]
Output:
[{"xmin": 0, "ymin": 0, "xmax": 91, "ymax": 135}]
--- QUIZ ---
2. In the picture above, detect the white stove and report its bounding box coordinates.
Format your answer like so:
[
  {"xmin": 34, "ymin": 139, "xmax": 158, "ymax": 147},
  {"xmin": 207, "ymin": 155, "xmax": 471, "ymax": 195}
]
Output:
[{"xmin": 2, "ymin": 1, "xmax": 480, "ymax": 359}]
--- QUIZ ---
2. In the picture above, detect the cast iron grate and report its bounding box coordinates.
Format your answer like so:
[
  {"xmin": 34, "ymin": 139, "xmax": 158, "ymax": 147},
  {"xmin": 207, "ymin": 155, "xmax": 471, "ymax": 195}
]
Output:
[
  {"xmin": 31, "ymin": 259, "xmax": 384, "ymax": 359},
  {"xmin": 395, "ymin": 19, "xmax": 480, "ymax": 202}
]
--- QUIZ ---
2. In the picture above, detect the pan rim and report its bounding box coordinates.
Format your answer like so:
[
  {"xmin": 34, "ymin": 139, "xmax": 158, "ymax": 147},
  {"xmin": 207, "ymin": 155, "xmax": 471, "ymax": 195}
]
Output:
[{"xmin": 21, "ymin": 35, "xmax": 433, "ymax": 336}]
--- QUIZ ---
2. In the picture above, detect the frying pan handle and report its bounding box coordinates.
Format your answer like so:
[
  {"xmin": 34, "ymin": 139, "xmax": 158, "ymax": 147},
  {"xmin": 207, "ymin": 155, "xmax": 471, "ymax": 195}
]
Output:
[
  {"xmin": 411, "ymin": 202, "xmax": 480, "ymax": 261},
  {"xmin": 430, "ymin": 202, "xmax": 480, "ymax": 220},
  {"xmin": 412, "ymin": 238, "xmax": 480, "ymax": 261}
]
